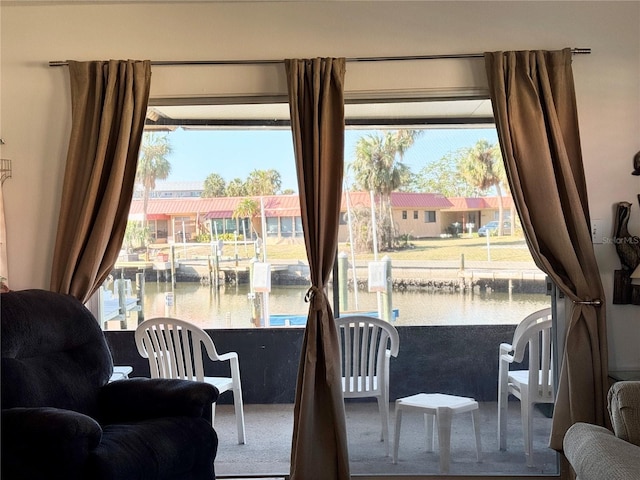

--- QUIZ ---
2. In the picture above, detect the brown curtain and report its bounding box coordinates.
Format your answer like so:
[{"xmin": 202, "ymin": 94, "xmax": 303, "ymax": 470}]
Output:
[
  {"xmin": 285, "ymin": 58, "xmax": 350, "ymax": 480},
  {"xmin": 485, "ymin": 49, "xmax": 608, "ymax": 451},
  {"xmin": 50, "ymin": 60, "xmax": 151, "ymax": 303}
]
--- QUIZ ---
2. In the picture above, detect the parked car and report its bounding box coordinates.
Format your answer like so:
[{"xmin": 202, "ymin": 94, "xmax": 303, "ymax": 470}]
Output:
[{"xmin": 478, "ymin": 220, "xmax": 511, "ymax": 237}]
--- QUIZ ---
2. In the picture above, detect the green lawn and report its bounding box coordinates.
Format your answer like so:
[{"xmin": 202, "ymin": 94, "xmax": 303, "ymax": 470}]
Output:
[
  {"xmin": 150, "ymin": 235, "xmax": 535, "ymax": 264},
  {"xmin": 265, "ymin": 235, "xmax": 535, "ymax": 263}
]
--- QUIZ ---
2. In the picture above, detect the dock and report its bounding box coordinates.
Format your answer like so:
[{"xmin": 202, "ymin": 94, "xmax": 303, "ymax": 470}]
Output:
[
  {"xmin": 98, "ymin": 281, "xmax": 141, "ymax": 329},
  {"xmin": 111, "ymin": 257, "xmax": 547, "ymax": 294}
]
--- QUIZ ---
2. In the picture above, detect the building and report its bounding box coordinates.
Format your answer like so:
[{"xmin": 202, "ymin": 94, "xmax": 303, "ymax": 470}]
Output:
[
  {"xmin": 442, "ymin": 196, "xmax": 516, "ymax": 233},
  {"xmin": 127, "ymin": 191, "xmax": 513, "ymax": 243},
  {"xmin": 133, "ymin": 181, "xmax": 204, "ymax": 199}
]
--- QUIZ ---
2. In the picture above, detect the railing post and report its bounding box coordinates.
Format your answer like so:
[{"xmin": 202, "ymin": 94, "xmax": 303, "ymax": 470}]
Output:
[
  {"xmin": 117, "ymin": 276, "xmax": 126, "ymax": 329},
  {"xmin": 170, "ymin": 244, "xmax": 176, "ymax": 288},
  {"xmin": 338, "ymin": 251, "xmax": 349, "ymax": 312},
  {"xmin": 136, "ymin": 272, "xmax": 145, "ymax": 323},
  {"xmin": 459, "ymin": 253, "xmax": 467, "ymax": 291},
  {"xmin": 382, "ymin": 255, "xmax": 393, "ymax": 322},
  {"xmin": 248, "ymin": 258, "xmax": 260, "ymax": 325}
]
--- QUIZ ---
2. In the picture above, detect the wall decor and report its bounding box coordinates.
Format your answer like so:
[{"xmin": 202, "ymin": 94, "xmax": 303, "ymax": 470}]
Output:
[{"xmin": 612, "ymin": 197, "xmax": 640, "ymax": 305}]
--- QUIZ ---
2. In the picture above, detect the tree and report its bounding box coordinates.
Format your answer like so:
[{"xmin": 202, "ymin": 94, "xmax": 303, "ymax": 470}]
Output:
[
  {"xmin": 245, "ymin": 169, "xmax": 282, "ymax": 196},
  {"xmin": 136, "ymin": 132, "xmax": 172, "ymax": 228},
  {"xmin": 415, "ymin": 151, "xmax": 483, "ymax": 197},
  {"xmin": 348, "ymin": 206, "xmax": 384, "ymax": 253},
  {"xmin": 233, "ymin": 198, "xmax": 260, "ymax": 242},
  {"xmin": 350, "ymin": 129, "xmax": 421, "ymax": 250},
  {"xmin": 123, "ymin": 220, "xmax": 149, "ymax": 252},
  {"xmin": 460, "ymin": 140, "xmax": 508, "ymax": 234},
  {"xmin": 202, "ymin": 173, "xmax": 226, "ymax": 197},
  {"xmin": 226, "ymin": 178, "xmax": 248, "ymax": 197}
]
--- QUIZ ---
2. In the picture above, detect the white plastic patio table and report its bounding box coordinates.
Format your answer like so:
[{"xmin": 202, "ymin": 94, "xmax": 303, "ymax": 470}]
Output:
[{"xmin": 393, "ymin": 393, "xmax": 482, "ymax": 474}]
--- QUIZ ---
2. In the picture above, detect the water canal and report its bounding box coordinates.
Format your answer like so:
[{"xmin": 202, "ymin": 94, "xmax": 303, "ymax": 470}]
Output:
[{"xmin": 112, "ymin": 281, "xmax": 551, "ymax": 330}]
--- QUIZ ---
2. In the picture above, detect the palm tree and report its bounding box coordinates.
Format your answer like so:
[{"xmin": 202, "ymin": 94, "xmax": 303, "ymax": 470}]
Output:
[
  {"xmin": 245, "ymin": 169, "xmax": 282, "ymax": 196},
  {"xmin": 350, "ymin": 130, "xmax": 420, "ymax": 249},
  {"xmin": 233, "ymin": 197, "xmax": 260, "ymax": 242},
  {"xmin": 136, "ymin": 132, "xmax": 172, "ymax": 228},
  {"xmin": 202, "ymin": 173, "xmax": 226, "ymax": 197},
  {"xmin": 226, "ymin": 178, "xmax": 248, "ymax": 197},
  {"xmin": 461, "ymin": 140, "xmax": 507, "ymax": 235}
]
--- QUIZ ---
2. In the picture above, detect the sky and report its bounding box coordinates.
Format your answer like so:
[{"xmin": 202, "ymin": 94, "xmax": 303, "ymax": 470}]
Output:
[{"xmin": 162, "ymin": 127, "xmax": 499, "ymax": 193}]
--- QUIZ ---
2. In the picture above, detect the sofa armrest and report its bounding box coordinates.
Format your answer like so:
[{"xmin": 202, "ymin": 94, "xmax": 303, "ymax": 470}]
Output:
[
  {"xmin": 1, "ymin": 407, "xmax": 102, "ymax": 480},
  {"xmin": 97, "ymin": 377, "xmax": 219, "ymax": 424},
  {"xmin": 564, "ymin": 422, "xmax": 640, "ymax": 480},
  {"xmin": 608, "ymin": 380, "xmax": 640, "ymax": 446}
]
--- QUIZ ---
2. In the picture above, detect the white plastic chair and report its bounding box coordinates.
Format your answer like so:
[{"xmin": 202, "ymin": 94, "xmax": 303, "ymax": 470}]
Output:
[
  {"xmin": 135, "ymin": 317, "xmax": 246, "ymax": 444},
  {"xmin": 498, "ymin": 307, "xmax": 553, "ymax": 466},
  {"xmin": 335, "ymin": 315, "xmax": 399, "ymax": 456}
]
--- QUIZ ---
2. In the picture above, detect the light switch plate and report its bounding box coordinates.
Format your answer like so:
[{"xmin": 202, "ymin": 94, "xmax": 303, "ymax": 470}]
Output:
[{"xmin": 591, "ymin": 219, "xmax": 605, "ymax": 244}]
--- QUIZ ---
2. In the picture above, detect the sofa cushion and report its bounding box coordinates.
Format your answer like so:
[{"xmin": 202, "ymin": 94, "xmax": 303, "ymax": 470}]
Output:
[
  {"xmin": 89, "ymin": 417, "xmax": 217, "ymax": 480},
  {"xmin": 2, "ymin": 407, "xmax": 103, "ymax": 480},
  {"xmin": 608, "ymin": 380, "xmax": 640, "ymax": 447},
  {"xmin": 563, "ymin": 422, "xmax": 640, "ymax": 480}
]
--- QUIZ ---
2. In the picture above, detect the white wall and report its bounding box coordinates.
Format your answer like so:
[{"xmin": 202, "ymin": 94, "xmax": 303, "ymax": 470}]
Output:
[{"xmin": 1, "ymin": 1, "xmax": 639, "ymax": 368}]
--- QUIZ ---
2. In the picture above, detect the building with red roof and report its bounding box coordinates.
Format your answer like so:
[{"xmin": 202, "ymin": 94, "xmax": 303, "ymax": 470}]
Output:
[
  {"xmin": 129, "ymin": 189, "xmax": 513, "ymax": 243},
  {"xmin": 440, "ymin": 196, "xmax": 515, "ymax": 234}
]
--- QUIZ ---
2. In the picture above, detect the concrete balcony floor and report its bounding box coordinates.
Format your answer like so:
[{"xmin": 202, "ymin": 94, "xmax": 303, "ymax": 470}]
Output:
[{"xmin": 213, "ymin": 400, "xmax": 557, "ymax": 478}]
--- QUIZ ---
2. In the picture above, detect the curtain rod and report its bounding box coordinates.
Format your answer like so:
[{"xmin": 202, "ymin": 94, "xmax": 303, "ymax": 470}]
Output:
[{"xmin": 48, "ymin": 48, "xmax": 591, "ymax": 67}]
